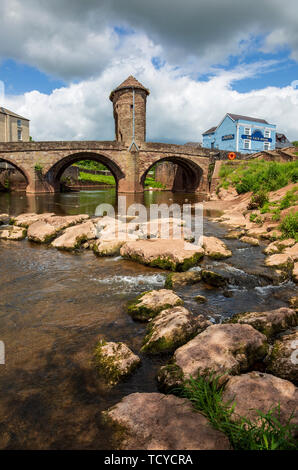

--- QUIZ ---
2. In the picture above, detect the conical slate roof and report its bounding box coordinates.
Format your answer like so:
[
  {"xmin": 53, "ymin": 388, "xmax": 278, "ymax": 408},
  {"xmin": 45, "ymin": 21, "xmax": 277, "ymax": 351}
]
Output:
[{"xmin": 110, "ymin": 75, "xmax": 150, "ymax": 100}]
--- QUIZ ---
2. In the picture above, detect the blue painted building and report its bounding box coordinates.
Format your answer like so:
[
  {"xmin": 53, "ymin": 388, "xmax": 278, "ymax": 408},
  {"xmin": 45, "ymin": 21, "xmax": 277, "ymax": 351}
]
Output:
[{"xmin": 202, "ymin": 113, "xmax": 276, "ymax": 154}]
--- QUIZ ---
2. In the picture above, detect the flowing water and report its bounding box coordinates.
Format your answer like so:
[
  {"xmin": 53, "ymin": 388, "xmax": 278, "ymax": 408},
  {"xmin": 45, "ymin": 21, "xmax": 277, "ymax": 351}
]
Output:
[{"xmin": 0, "ymin": 189, "xmax": 296, "ymax": 449}]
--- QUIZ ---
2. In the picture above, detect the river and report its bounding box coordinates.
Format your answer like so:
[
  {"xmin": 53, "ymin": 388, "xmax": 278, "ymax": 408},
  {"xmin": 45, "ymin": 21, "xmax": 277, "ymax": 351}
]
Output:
[{"xmin": 0, "ymin": 189, "xmax": 296, "ymax": 449}]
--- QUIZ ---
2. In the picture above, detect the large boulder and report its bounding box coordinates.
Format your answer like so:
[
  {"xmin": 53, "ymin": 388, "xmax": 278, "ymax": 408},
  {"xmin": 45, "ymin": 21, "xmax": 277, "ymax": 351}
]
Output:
[
  {"xmin": 201, "ymin": 270, "xmax": 227, "ymax": 287},
  {"xmin": 222, "ymin": 372, "xmax": 298, "ymax": 432},
  {"xmin": 12, "ymin": 212, "xmax": 55, "ymax": 227},
  {"xmin": 127, "ymin": 289, "xmax": 183, "ymax": 322},
  {"xmin": 228, "ymin": 308, "xmax": 297, "ymax": 338},
  {"xmin": 164, "ymin": 270, "xmax": 202, "ymax": 288},
  {"xmin": 120, "ymin": 239, "xmax": 204, "ymax": 271},
  {"xmin": 240, "ymin": 236, "xmax": 259, "ymax": 246},
  {"xmin": 94, "ymin": 341, "xmax": 140, "ymax": 385},
  {"xmin": 200, "ymin": 236, "xmax": 232, "ymax": 259},
  {"xmin": 266, "ymin": 330, "xmax": 298, "ymax": 385},
  {"xmin": 0, "ymin": 226, "xmax": 27, "ymax": 240},
  {"xmin": 158, "ymin": 324, "xmax": 268, "ymax": 391},
  {"xmin": 27, "ymin": 214, "xmax": 90, "ymax": 243},
  {"xmin": 51, "ymin": 220, "xmax": 96, "ymax": 250},
  {"xmin": 93, "ymin": 239, "xmax": 126, "ymax": 257},
  {"xmin": 141, "ymin": 306, "xmax": 211, "ymax": 354},
  {"xmin": 103, "ymin": 392, "xmax": 231, "ymax": 450}
]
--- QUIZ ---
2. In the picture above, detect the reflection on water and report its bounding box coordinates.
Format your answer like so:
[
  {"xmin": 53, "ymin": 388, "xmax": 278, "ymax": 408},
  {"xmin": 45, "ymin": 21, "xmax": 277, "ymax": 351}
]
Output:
[
  {"xmin": 0, "ymin": 189, "xmax": 208, "ymax": 217},
  {"xmin": 0, "ymin": 189, "xmax": 296, "ymax": 449}
]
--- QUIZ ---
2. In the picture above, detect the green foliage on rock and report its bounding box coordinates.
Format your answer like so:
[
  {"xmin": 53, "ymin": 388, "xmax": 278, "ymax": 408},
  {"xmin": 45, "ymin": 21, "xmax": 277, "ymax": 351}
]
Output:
[{"xmin": 180, "ymin": 374, "xmax": 298, "ymax": 450}]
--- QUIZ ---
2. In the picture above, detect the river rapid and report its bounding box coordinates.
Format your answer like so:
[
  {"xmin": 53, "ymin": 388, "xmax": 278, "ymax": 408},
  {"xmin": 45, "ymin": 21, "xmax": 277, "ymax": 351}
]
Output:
[{"xmin": 0, "ymin": 189, "xmax": 296, "ymax": 449}]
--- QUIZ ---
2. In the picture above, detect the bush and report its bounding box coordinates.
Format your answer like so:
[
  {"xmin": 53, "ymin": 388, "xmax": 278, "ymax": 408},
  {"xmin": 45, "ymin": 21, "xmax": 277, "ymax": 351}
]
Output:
[
  {"xmin": 279, "ymin": 211, "xmax": 298, "ymax": 240},
  {"xmin": 279, "ymin": 189, "xmax": 298, "ymax": 210},
  {"xmin": 247, "ymin": 190, "xmax": 269, "ymax": 210}
]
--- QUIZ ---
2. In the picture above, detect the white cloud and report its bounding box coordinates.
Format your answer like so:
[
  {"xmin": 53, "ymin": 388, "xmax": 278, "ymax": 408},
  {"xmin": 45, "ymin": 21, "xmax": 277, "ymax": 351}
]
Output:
[
  {"xmin": 0, "ymin": 0, "xmax": 298, "ymax": 80},
  {"xmin": 4, "ymin": 57, "xmax": 298, "ymax": 143}
]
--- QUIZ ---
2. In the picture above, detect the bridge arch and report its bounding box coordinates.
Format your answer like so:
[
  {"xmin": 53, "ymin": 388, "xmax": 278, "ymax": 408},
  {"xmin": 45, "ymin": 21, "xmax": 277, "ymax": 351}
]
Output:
[
  {"xmin": 44, "ymin": 151, "xmax": 125, "ymax": 192},
  {"xmin": 0, "ymin": 156, "xmax": 30, "ymax": 189},
  {"xmin": 140, "ymin": 155, "xmax": 204, "ymax": 192}
]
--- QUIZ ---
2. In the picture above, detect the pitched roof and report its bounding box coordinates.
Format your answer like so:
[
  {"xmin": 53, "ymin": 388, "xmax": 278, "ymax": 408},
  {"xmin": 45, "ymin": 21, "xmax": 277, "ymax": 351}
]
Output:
[
  {"xmin": 227, "ymin": 113, "xmax": 268, "ymax": 124},
  {"xmin": 110, "ymin": 75, "xmax": 150, "ymax": 100},
  {"xmin": 0, "ymin": 106, "xmax": 29, "ymax": 121},
  {"xmin": 202, "ymin": 126, "xmax": 217, "ymax": 135}
]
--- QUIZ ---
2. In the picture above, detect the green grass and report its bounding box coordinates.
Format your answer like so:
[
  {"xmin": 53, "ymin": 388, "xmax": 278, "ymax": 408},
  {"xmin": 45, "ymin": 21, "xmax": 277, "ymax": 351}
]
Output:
[
  {"xmin": 144, "ymin": 177, "xmax": 166, "ymax": 189},
  {"xmin": 78, "ymin": 171, "xmax": 116, "ymax": 186},
  {"xmin": 279, "ymin": 211, "xmax": 298, "ymax": 241},
  {"xmin": 179, "ymin": 374, "xmax": 298, "ymax": 450},
  {"xmin": 219, "ymin": 160, "xmax": 298, "ymax": 194}
]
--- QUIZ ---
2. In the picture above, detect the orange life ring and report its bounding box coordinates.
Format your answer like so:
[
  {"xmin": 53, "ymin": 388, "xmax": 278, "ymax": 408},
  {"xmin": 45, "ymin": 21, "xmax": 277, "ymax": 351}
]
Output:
[{"xmin": 228, "ymin": 152, "xmax": 237, "ymax": 160}]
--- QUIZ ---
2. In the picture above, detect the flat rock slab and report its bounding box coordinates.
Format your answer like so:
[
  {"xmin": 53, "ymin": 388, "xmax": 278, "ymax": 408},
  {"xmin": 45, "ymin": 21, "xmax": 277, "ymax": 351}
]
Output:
[
  {"xmin": 222, "ymin": 372, "xmax": 298, "ymax": 432},
  {"xmin": 158, "ymin": 324, "xmax": 268, "ymax": 391},
  {"xmin": 93, "ymin": 239, "xmax": 126, "ymax": 256},
  {"xmin": 225, "ymin": 230, "xmax": 245, "ymax": 239},
  {"xmin": 51, "ymin": 221, "xmax": 96, "ymax": 250},
  {"xmin": 141, "ymin": 306, "xmax": 211, "ymax": 354},
  {"xmin": 240, "ymin": 236, "xmax": 259, "ymax": 246},
  {"xmin": 13, "ymin": 212, "xmax": 55, "ymax": 227},
  {"xmin": 127, "ymin": 289, "xmax": 183, "ymax": 322},
  {"xmin": 200, "ymin": 236, "xmax": 232, "ymax": 259},
  {"xmin": 94, "ymin": 341, "xmax": 140, "ymax": 385},
  {"xmin": 246, "ymin": 227, "xmax": 270, "ymax": 238},
  {"xmin": 266, "ymin": 330, "xmax": 298, "ymax": 385},
  {"xmin": 228, "ymin": 307, "xmax": 297, "ymax": 338},
  {"xmin": 283, "ymin": 243, "xmax": 298, "ymax": 261},
  {"xmin": 103, "ymin": 392, "xmax": 230, "ymax": 450},
  {"xmin": 0, "ymin": 226, "xmax": 27, "ymax": 240},
  {"xmin": 165, "ymin": 270, "xmax": 202, "ymax": 288},
  {"xmin": 27, "ymin": 214, "xmax": 89, "ymax": 243},
  {"xmin": 265, "ymin": 253, "xmax": 294, "ymax": 270},
  {"xmin": 120, "ymin": 239, "xmax": 204, "ymax": 271}
]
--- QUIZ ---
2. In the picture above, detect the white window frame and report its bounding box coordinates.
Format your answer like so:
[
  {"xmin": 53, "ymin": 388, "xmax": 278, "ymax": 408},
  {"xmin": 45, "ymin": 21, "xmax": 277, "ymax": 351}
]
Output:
[
  {"xmin": 264, "ymin": 129, "xmax": 271, "ymax": 138},
  {"xmin": 17, "ymin": 119, "xmax": 22, "ymax": 128},
  {"xmin": 17, "ymin": 129, "xmax": 22, "ymax": 141},
  {"xmin": 244, "ymin": 139, "xmax": 251, "ymax": 150},
  {"xmin": 244, "ymin": 127, "xmax": 251, "ymax": 136},
  {"xmin": 264, "ymin": 141, "xmax": 270, "ymax": 151}
]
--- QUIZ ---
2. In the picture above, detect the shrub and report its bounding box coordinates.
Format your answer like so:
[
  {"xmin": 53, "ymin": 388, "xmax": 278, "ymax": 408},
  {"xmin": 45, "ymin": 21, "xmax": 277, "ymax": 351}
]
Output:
[
  {"xmin": 180, "ymin": 374, "xmax": 298, "ymax": 450},
  {"xmin": 250, "ymin": 213, "xmax": 258, "ymax": 222},
  {"xmin": 279, "ymin": 211, "xmax": 298, "ymax": 240},
  {"xmin": 279, "ymin": 189, "xmax": 298, "ymax": 210},
  {"xmin": 247, "ymin": 190, "xmax": 269, "ymax": 210}
]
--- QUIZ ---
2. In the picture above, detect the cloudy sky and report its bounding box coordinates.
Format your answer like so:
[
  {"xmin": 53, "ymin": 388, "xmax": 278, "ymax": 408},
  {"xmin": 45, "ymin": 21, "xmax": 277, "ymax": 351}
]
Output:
[{"xmin": 1, "ymin": 0, "xmax": 298, "ymax": 143}]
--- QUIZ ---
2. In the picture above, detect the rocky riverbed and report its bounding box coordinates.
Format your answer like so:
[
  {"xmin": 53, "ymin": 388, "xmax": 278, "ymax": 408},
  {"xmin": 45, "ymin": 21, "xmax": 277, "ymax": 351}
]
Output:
[{"xmin": 0, "ymin": 189, "xmax": 297, "ymax": 450}]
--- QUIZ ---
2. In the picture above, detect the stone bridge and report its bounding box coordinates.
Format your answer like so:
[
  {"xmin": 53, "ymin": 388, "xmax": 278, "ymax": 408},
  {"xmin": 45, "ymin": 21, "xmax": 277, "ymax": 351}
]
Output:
[
  {"xmin": 0, "ymin": 140, "xmax": 212, "ymax": 194},
  {"xmin": 0, "ymin": 76, "xmax": 218, "ymax": 195}
]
